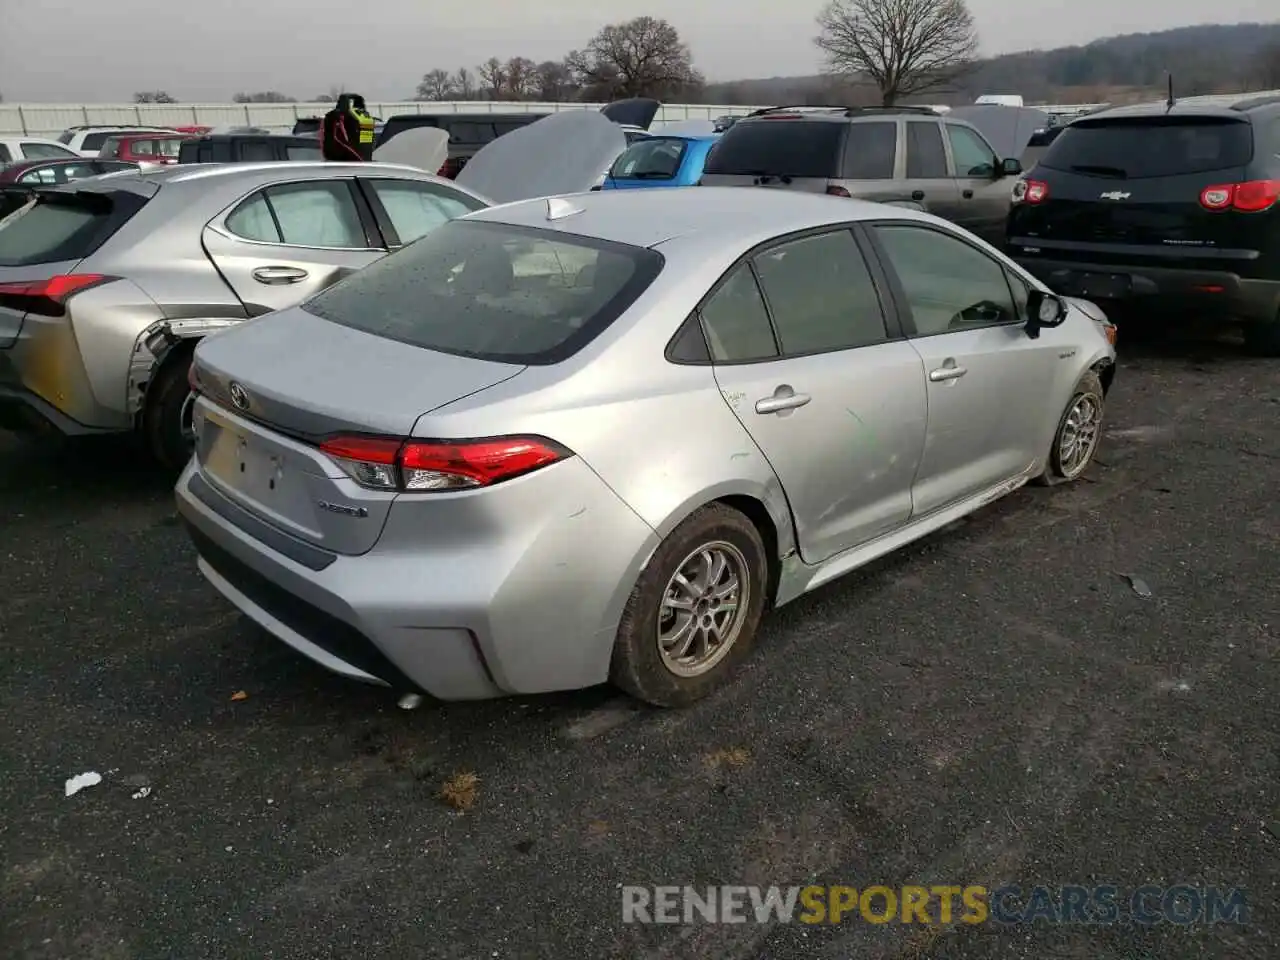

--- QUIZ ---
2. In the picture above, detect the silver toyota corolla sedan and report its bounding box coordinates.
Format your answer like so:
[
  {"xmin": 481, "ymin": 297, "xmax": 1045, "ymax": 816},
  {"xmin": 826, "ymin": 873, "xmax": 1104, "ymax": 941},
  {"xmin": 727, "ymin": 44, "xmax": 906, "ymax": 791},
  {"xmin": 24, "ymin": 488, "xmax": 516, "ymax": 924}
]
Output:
[
  {"xmin": 0, "ymin": 162, "xmax": 488, "ymax": 469},
  {"xmin": 177, "ymin": 187, "xmax": 1117, "ymax": 708}
]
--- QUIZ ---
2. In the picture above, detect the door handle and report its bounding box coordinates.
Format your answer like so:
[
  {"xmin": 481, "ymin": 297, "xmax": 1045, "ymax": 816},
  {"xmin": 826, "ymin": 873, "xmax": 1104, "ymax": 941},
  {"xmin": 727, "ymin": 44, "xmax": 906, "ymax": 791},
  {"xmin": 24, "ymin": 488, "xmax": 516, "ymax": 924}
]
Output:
[
  {"xmin": 911, "ymin": 190, "xmax": 925, "ymax": 201},
  {"xmin": 755, "ymin": 388, "xmax": 812, "ymax": 415},
  {"xmin": 929, "ymin": 365, "xmax": 968, "ymax": 382},
  {"xmin": 962, "ymin": 189, "xmax": 974, "ymax": 199},
  {"xmin": 252, "ymin": 265, "xmax": 309, "ymax": 285}
]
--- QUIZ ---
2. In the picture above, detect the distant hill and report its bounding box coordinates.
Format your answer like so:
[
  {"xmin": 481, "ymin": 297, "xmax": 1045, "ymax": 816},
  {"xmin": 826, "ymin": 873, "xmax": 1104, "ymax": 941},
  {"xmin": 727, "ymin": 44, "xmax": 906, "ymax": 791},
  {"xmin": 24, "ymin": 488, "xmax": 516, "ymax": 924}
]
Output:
[{"xmin": 701, "ymin": 22, "xmax": 1280, "ymax": 107}]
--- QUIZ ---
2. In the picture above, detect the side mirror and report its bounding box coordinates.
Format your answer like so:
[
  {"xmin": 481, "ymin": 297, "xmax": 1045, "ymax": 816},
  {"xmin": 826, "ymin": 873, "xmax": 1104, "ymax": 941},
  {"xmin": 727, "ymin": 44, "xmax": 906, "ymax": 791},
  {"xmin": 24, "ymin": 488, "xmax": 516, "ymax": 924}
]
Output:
[
  {"xmin": 1024, "ymin": 289, "xmax": 1068, "ymax": 339},
  {"xmin": 1000, "ymin": 157, "xmax": 1023, "ymax": 177}
]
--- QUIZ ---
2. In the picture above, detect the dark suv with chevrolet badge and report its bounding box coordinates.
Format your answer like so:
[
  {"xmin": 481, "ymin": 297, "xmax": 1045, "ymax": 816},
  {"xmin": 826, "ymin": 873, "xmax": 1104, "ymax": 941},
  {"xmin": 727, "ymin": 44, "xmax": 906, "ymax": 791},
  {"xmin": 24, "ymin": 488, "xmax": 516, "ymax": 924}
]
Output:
[{"xmin": 1006, "ymin": 95, "xmax": 1280, "ymax": 353}]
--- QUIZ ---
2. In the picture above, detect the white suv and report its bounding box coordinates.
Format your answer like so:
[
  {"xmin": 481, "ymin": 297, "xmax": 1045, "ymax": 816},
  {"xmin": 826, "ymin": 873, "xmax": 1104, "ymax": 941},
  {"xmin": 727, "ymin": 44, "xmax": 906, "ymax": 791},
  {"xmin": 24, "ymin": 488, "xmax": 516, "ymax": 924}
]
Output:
[
  {"xmin": 58, "ymin": 126, "xmax": 179, "ymax": 158},
  {"xmin": 0, "ymin": 136, "xmax": 80, "ymax": 166}
]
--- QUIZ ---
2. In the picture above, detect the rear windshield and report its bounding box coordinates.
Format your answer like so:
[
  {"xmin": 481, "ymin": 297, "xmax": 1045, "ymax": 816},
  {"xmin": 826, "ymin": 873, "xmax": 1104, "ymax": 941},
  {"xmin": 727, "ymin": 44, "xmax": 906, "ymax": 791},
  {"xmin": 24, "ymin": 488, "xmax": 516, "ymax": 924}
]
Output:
[
  {"xmin": 1039, "ymin": 117, "xmax": 1254, "ymax": 179},
  {"xmin": 609, "ymin": 138, "xmax": 688, "ymax": 180},
  {"xmin": 0, "ymin": 190, "xmax": 145, "ymax": 267},
  {"xmin": 302, "ymin": 219, "xmax": 665, "ymax": 365},
  {"xmin": 703, "ymin": 119, "xmax": 843, "ymax": 178}
]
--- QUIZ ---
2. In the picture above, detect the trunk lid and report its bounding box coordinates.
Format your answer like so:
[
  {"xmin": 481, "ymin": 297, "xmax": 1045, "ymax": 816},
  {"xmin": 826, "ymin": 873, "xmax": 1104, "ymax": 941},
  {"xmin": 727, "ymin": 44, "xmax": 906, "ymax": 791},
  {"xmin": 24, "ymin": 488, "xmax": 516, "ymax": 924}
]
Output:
[
  {"xmin": 1009, "ymin": 115, "xmax": 1261, "ymax": 270},
  {"xmin": 190, "ymin": 306, "xmax": 526, "ymax": 555}
]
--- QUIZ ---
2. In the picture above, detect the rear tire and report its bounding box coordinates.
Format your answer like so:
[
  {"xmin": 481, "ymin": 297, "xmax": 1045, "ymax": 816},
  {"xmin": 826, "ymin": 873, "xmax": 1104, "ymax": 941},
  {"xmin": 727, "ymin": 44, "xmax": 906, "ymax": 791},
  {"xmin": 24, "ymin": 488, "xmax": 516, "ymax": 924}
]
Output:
[
  {"xmin": 1034, "ymin": 370, "xmax": 1105, "ymax": 487},
  {"xmin": 143, "ymin": 347, "xmax": 196, "ymax": 474},
  {"xmin": 610, "ymin": 504, "xmax": 768, "ymax": 708}
]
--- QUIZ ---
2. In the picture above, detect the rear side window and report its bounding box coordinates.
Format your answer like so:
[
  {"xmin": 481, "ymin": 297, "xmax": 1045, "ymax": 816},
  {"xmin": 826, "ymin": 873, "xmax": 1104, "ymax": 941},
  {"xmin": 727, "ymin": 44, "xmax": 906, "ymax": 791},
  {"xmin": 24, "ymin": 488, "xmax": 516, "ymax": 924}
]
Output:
[
  {"xmin": 700, "ymin": 265, "xmax": 777, "ymax": 363},
  {"xmin": 906, "ymin": 122, "xmax": 947, "ymax": 178},
  {"xmin": 448, "ymin": 122, "xmax": 496, "ymax": 144},
  {"xmin": 753, "ymin": 230, "xmax": 888, "ymax": 353},
  {"xmin": 240, "ymin": 142, "xmax": 276, "ymax": 162},
  {"xmin": 703, "ymin": 119, "xmax": 843, "ymax": 179},
  {"xmin": 302, "ymin": 219, "xmax": 664, "ymax": 365},
  {"xmin": 81, "ymin": 132, "xmax": 117, "ymax": 152},
  {"xmin": 286, "ymin": 145, "xmax": 323, "ymax": 161},
  {"xmin": 100, "ymin": 138, "xmax": 123, "ymax": 159},
  {"xmin": 57, "ymin": 132, "xmax": 74, "ymax": 145},
  {"xmin": 1040, "ymin": 118, "xmax": 1254, "ymax": 178},
  {"xmin": 609, "ymin": 138, "xmax": 688, "ymax": 180},
  {"xmin": 842, "ymin": 122, "xmax": 896, "ymax": 179},
  {"xmin": 0, "ymin": 191, "xmax": 145, "ymax": 267}
]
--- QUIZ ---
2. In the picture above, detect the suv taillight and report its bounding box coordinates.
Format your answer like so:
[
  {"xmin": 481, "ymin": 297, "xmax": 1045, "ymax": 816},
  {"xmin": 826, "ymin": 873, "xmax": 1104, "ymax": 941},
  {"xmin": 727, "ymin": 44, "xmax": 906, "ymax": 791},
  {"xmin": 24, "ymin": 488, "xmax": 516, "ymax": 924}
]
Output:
[
  {"xmin": 0, "ymin": 274, "xmax": 114, "ymax": 317},
  {"xmin": 826, "ymin": 185, "xmax": 851, "ymax": 198},
  {"xmin": 318, "ymin": 434, "xmax": 572, "ymax": 492},
  {"xmin": 1012, "ymin": 179, "xmax": 1049, "ymax": 204},
  {"xmin": 437, "ymin": 158, "xmax": 464, "ymax": 179},
  {"xmin": 1199, "ymin": 180, "xmax": 1280, "ymax": 213}
]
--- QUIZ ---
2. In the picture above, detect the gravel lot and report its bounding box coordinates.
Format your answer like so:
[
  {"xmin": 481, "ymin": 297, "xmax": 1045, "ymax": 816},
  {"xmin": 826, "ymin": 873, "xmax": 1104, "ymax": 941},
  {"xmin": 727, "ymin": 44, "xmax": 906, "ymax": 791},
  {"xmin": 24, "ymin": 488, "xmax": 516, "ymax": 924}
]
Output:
[{"xmin": 1, "ymin": 336, "xmax": 1276, "ymax": 960}]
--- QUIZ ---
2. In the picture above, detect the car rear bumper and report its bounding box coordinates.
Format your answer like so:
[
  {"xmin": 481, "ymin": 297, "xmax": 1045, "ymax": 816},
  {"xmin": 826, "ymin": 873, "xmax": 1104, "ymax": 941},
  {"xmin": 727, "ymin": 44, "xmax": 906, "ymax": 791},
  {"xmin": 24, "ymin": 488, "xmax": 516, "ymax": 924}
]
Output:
[
  {"xmin": 1010, "ymin": 253, "xmax": 1280, "ymax": 323},
  {"xmin": 175, "ymin": 455, "xmax": 660, "ymax": 701}
]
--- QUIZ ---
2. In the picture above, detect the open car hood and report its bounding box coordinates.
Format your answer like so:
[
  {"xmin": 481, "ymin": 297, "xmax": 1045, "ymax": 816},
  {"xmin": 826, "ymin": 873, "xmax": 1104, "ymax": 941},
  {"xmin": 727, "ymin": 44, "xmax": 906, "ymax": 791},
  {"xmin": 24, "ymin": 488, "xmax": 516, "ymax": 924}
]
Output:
[
  {"xmin": 650, "ymin": 119, "xmax": 717, "ymax": 137},
  {"xmin": 600, "ymin": 98, "xmax": 662, "ymax": 130},
  {"xmin": 456, "ymin": 110, "xmax": 627, "ymax": 204},
  {"xmin": 372, "ymin": 127, "xmax": 449, "ymax": 173},
  {"xmin": 947, "ymin": 105, "xmax": 1050, "ymax": 160}
]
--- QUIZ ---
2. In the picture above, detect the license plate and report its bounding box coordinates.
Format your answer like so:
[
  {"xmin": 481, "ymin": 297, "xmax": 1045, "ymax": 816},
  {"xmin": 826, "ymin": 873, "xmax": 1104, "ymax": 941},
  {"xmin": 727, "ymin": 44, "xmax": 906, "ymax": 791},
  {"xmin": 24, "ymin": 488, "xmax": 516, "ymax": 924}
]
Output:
[{"xmin": 1073, "ymin": 273, "xmax": 1132, "ymax": 299}]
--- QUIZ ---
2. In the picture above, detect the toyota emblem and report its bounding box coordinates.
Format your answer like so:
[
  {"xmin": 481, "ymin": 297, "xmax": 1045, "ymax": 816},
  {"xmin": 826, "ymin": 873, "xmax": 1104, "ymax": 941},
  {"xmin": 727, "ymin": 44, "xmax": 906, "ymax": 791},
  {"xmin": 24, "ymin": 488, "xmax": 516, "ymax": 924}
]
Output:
[{"xmin": 228, "ymin": 382, "xmax": 250, "ymax": 411}]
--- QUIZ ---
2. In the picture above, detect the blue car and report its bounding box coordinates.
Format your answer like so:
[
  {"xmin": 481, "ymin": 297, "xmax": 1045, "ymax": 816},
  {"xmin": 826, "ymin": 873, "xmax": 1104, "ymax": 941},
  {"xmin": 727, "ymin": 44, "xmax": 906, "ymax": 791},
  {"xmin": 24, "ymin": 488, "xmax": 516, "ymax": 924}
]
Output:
[{"xmin": 601, "ymin": 134, "xmax": 719, "ymax": 190}]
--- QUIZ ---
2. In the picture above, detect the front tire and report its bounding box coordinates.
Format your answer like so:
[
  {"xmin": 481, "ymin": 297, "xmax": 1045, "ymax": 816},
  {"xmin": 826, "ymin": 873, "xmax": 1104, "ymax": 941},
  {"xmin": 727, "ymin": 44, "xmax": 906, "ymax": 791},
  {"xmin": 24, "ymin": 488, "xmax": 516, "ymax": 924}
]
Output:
[
  {"xmin": 610, "ymin": 504, "xmax": 768, "ymax": 707},
  {"xmin": 1034, "ymin": 370, "xmax": 1105, "ymax": 486},
  {"xmin": 143, "ymin": 348, "xmax": 196, "ymax": 473}
]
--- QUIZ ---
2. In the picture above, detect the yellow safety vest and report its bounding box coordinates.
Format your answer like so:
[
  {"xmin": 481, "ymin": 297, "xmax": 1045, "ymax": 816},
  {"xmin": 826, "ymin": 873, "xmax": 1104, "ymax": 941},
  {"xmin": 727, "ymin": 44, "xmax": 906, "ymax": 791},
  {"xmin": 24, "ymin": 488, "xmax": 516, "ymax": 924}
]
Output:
[{"xmin": 352, "ymin": 108, "xmax": 375, "ymax": 145}]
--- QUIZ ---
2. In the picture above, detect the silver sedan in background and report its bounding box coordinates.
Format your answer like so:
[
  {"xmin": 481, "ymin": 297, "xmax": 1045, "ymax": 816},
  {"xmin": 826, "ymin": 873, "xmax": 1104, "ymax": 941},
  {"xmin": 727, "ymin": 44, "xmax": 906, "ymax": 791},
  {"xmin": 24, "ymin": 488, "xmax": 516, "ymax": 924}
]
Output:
[
  {"xmin": 177, "ymin": 187, "xmax": 1117, "ymax": 708},
  {"xmin": 0, "ymin": 162, "xmax": 488, "ymax": 468}
]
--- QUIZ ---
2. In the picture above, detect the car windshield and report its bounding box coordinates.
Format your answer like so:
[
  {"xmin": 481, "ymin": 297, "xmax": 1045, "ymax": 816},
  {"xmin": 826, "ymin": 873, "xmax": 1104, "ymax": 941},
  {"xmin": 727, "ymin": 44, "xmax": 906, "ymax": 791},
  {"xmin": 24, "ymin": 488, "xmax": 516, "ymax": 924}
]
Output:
[
  {"xmin": 1039, "ymin": 117, "xmax": 1254, "ymax": 178},
  {"xmin": 302, "ymin": 219, "xmax": 665, "ymax": 365},
  {"xmin": 609, "ymin": 138, "xmax": 688, "ymax": 180},
  {"xmin": 702, "ymin": 119, "xmax": 843, "ymax": 178}
]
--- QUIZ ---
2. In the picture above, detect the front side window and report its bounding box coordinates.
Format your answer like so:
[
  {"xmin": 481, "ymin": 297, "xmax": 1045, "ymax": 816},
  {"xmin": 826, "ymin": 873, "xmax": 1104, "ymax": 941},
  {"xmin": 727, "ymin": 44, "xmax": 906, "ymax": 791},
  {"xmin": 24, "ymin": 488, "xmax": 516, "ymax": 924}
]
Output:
[
  {"xmin": 302, "ymin": 219, "xmax": 663, "ymax": 364},
  {"xmin": 872, "ymin": 224, "xmax": 1016, "ymax": 336},
  {"xmin": 699, "ymin": 264, "xmax": 777, "ymax": 363},
  {"xmin": 366, "ymin": 179, "xmax": 485, "ymax": 244},
  {"xmin": 947, "ymin": 125, "xmax": 997, "ymax": 177},
  {"xmin": 751, "ymin": 230, "xmax": 888, "ymax": 354}
]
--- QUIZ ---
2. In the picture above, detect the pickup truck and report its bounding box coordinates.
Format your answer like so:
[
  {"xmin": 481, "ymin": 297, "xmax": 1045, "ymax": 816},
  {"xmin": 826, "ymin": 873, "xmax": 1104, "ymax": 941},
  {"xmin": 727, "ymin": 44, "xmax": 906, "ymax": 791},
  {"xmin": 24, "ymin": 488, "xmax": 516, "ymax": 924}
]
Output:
[{"xmin": 177, "ymin": 134, "xmax": 323, "ymax": 164}]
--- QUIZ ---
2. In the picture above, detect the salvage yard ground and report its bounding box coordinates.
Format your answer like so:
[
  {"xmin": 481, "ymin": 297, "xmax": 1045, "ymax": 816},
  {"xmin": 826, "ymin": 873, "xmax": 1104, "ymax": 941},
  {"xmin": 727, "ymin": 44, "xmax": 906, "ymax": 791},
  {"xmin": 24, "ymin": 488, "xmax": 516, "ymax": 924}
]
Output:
[{"xmin": 1, "ymin": 335, "xmax": 1277, "ymax": 960}]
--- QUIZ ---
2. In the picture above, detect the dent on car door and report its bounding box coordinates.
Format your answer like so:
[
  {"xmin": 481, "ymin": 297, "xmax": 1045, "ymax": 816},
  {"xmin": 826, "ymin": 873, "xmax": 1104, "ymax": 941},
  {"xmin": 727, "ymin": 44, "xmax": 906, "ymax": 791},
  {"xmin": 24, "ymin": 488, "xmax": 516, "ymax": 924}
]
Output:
[
  {"xmin": 946, "ymin": 124, "xmax": 1009, "ymax": 245},
  {"xmin": 703, "ymin": 228, "xmax": 928, "ymax": 565},
  {"xmin": 201, "ymin": 179, "xmax": 385, "ymax": 315},
  {"xmin": 867, "ymin": 221, "xmax": 1059, "ymax": 516}
]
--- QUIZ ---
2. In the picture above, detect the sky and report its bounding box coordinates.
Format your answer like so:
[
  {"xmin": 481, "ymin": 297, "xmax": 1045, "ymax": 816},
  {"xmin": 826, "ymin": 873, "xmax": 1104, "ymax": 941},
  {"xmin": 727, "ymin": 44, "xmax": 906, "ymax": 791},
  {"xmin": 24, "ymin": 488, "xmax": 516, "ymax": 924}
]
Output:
[{"xmin": 2, "ymin": 0, "xmax": 1277, "ymax": 102}]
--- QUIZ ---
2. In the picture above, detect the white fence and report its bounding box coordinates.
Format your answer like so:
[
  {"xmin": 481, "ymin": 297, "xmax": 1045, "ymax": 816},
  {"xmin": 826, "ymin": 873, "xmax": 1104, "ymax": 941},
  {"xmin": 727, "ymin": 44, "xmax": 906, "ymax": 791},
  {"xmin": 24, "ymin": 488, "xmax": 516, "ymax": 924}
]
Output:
[{"xmin": 0, "ymin": 101, "xmax": 769, "ymax": 139}]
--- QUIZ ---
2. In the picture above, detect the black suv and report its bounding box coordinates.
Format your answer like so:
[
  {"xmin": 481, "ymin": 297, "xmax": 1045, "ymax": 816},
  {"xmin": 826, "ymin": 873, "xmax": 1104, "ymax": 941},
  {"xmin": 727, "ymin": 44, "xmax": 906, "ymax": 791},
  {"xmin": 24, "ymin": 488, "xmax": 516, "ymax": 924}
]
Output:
[
  {"xmin": 698, "ymin": 106, "xmax": 1024, "ymax": 248},
  {"xmin": 376, "ymin": 113, "xmax": 545, "ymax": 177},
  {"xmin": 1006, "ymin": 94, "xmax": 1280, "ymax": 353},
  {"xmin": 177, "ymin": 134, "xmax": 322, "ymax": 164}
]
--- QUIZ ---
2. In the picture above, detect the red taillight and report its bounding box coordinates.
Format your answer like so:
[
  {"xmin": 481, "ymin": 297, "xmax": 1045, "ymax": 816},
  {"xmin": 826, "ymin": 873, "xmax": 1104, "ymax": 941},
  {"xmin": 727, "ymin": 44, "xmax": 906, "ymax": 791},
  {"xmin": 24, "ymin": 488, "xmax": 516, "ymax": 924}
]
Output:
[
  {"xmin": 826, "ymin": 185, "xmax": 851, "ymax": 198},
  {"xmin": 318, "ymin": 434, "xmax": 572, "ymax": 492},
  {"xmin": 1012, "ymin": 179, "xmax": 1049, "ymax": 204},
  {"xmin": 1200, "ymin": 180, "xmax": 1280, "ymax": 213},
  {"xmin": 0, "ymin": 274, "xmax": 114, "ymax": 317},
  {"xmin": 437, "ymin": 158, "xmax": 464, "ymax": 179}
]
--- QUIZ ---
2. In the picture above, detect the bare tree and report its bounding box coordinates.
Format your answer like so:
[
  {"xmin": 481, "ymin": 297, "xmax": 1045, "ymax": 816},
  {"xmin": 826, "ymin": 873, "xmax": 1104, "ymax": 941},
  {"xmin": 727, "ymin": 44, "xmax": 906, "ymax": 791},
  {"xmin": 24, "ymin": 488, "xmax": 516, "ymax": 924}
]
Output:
[
  {"xmin": 232, "ymin": 91, "xmax": 296, "ymax": 103},
  {"xmin": 477, "ymin": 57, "xmax": 507, "ymax": 99},
  {"xmin": 416, "ymin": 69, "xmax": 456, "ymax": 101},
  {"xmin": 504, "ymin": 57, "xmax": 539, "ymax": 99},
  {"xmin": 452, "ymin": 68, "xmax": 478, "ymax": 100},
  {"xmin": 312, "ymin": 86, "xmax": 343, "ymax": 103},
  {"xmin": 565, "ymin": 17, "xmax": 704, "ymax": 99},
  {"xmin": 535, "ymin": 61, "xmax": 576, "ymax": 101},
  {"xmin": 815, "ymin": 0, "xmax": 977, "ymax": 105},
  {"xmin": 134, "ymin": 90, "xmax": 178, "ymax": 103}
]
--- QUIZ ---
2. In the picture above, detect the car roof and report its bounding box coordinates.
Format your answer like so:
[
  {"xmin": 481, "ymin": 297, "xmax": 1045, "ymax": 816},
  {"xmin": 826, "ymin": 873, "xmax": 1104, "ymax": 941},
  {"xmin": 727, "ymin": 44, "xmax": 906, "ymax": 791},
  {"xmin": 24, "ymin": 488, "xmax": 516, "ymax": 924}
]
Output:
[
  {"xmin": 0, "ymin": 135, "xmax": 72, "ymax": 145},
  {"xmin": 464, "ymin": 186, "xmax": 930, "ymax": 249},
  {"xmin": 1082, "ymin": 98, "xmax": 1280, "ymax": 122}
]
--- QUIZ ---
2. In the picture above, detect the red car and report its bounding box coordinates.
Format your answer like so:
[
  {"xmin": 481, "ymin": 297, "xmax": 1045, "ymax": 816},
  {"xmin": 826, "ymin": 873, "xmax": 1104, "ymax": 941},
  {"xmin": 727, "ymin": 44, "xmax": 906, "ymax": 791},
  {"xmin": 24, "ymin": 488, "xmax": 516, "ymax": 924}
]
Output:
[
  {"xmin": 98, "ymin": 133, "xmax": 194, "ymax": 165},
  {"xmin": 0, "ymin": 157, "xmax": 137, "ymax": 185}
]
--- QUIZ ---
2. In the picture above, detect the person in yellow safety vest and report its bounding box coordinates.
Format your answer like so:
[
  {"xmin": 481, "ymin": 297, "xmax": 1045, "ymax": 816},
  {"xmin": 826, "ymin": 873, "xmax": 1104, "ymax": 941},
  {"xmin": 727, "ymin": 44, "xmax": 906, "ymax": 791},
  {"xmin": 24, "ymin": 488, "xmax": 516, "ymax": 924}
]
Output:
[{"xmin": 321, "ymin": 93, "xmax": 376, "ymax": 162}]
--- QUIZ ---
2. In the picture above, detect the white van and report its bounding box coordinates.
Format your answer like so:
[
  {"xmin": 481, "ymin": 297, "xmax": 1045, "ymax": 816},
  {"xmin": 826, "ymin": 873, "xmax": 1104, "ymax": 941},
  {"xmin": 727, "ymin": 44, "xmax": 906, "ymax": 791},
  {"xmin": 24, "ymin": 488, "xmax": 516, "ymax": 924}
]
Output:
[{"xmin": 974, "ymin": 94, "xmax": 1024, "ymax": 107}]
